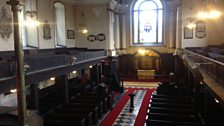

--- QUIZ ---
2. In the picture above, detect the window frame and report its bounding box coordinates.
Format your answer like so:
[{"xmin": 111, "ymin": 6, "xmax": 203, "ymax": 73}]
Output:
[
  {"xmin": 131, "ymin": 0, "xmax": 164, "ymax": 46},
  {"xmin": 54, "ymin": 1, "xmax": 67, "ymax": 47}
]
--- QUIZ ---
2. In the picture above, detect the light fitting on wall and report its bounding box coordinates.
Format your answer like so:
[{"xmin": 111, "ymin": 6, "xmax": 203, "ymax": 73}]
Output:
[
  {"xmin": 23, "ymin": 0, "xmax": 40, "ymax": 27},
  {"xmin": 79, "ymin": 0, "xmax": 88, "ymax": 34},
  {"xmin": 197, "ymin": 0, "xmax": 222, "ymax": 20}
]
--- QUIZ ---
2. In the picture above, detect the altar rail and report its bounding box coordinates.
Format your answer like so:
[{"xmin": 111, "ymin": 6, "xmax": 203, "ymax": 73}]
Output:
[{"xmin": 184, "ymin": 49, "xmax": 224, "ymax": 86}]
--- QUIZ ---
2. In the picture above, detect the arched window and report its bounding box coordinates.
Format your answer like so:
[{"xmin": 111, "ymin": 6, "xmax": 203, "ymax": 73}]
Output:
[
  {"xmin": 132, "ymin": 0, "xmax": 163, "ymax": 45},
  {"xmin": 54, "ymin": 2, "xmax": 66, "ymax": 46}
]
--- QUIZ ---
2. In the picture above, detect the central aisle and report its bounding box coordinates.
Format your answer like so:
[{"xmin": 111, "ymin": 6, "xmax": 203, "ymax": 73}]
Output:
[
  {"xmin": 100, "ymin": 86, "xmax": 155, "ymax": 126},
  {"xmin": 113, "ymin": 89, "xmax": 146, "ymax": 126}
]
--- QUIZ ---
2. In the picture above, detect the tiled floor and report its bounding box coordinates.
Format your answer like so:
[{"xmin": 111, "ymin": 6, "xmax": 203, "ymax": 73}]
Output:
[{"xmin": 113, "ymin": 89, "xmax": 146, "ymax": 126}]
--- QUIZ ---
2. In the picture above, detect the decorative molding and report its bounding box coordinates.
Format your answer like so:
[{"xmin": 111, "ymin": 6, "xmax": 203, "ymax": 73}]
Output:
[{"xmin": 0, "ymin": 7, "xmax": 12, "ymax": 39}]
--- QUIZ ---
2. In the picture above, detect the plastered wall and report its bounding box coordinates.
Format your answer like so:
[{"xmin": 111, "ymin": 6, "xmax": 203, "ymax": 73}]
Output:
[
  {"xmin": 0, "ymin": 0, "xmax": 76, "ymax": 51},
  {"xmin": 1, "ymin": 0, "xmax": 224, "ymax": 51},
  {"xmin": 181, "ymin": 0, "xmax": 224, "ymax": 48},
  {"xmin": 74, "ymin": 4, "xmax": 109, "ymax": 50}
]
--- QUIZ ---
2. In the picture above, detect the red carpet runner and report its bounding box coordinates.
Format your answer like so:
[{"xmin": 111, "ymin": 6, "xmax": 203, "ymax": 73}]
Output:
[
  {"xmin": 100, "ymin": 88, "xmax": 135, "ymax": 126},
  {"xmin": 100, "ymin": 88, "xmax": 155, "ymax": 126},
  {"xmin": 134, "ymin": 89, "xmax": 155, "ymax": 126}
]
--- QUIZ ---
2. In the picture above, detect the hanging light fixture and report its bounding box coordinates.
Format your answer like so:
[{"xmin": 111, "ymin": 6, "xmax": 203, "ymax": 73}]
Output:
[
  {"xmin": 79, "ymin": 16, "xmax": 88, "ymax": 34},
  {"xmin": 186, "ymin": 17, "xmax": 196, "ymax": 29},
  {"xmin": 23, "ymin": 0, "xmax": 40, "ymax": 27},
  {"xmin": 79, "ymin": 0, "xmax": 88, "ymax": 34},
  {"xmin": 197, "ymin": 0, "xmax": 222, "ymax": 20},
  {"xmin": 186, "ymin": 0, "xmax": 196, "ymax": 29}
]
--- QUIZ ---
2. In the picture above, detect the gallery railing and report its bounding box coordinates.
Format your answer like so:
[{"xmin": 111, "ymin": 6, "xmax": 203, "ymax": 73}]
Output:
[{"xmin": 184, "ymin": 49, "xmax": 224, "ymax": 87}]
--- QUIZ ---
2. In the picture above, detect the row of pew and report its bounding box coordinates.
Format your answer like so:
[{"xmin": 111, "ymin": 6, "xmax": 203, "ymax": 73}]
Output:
[
  {"xmin": 186, "ymin": 44, "xmax": 224, "ymax": 63},
  {"xmin": 43, "ymin": 91, "xmax": 112, "ymax": 126},
  {"xmin": 146, "ymin": 82, "xmax": 204, "ymax": 126}
]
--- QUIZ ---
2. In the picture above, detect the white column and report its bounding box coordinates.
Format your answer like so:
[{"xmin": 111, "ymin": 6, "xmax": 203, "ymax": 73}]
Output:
[
  {"xmin": 121, "ymin": 15, "xmax": 126, "ymax": 50},
  {"xmin": 168, "ymin": 9, "xmax": 176, "ymax": 48},
  {"xmin": 175, "ymin": 2, "xmax": 182, "ymax": 49},
  {"xmin": 115, "ymin": 15, "xmax": 120, "ymax": 50},
  {"xmin": 108, "ymin": 11, "xmax": 116, "ymax": 56}
]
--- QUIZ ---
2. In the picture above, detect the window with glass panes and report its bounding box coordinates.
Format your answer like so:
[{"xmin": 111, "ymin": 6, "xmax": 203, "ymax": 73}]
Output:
[{"xmin": 132, "ymin": 0, "xmax": 163, "ymax": 45}]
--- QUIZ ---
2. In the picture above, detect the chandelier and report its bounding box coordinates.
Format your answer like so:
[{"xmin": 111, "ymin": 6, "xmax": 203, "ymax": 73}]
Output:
[
  {"xmin": 23, "ymin": 0, "xmax": 40, "ymax": 27},
  {"xmin": 186, "ymin": 17, "xmax": 196, "ymax": 29},
  {"xmin": 79, "ymin": 14, "xmax": 88, "ymax": 34},
  {"xmin": 185, "ymin": 0, "xmax": 196, "ymax": 29},
  {"xmin": 79, "ymin": 0, "xmax": 88, "ymax": 34}
]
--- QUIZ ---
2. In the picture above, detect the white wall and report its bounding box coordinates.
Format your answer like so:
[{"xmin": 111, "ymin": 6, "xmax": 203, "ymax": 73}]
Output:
[
  {"xmin": 181, "ymin": 0, "xmax": 224, "ymax": 48},
  {"xmin": 0, "ymin": 0, "xmax": 14, "ymax": 51},
  {"xmin": 181, "ymin": 0, "xmax": 207, "ymax": 48},
  {"xmin": 74, "ymin": 4, "xmax": 109, "ymax": 50},
  {"xmin": 206, "ymin": 0, "xmax": 224, "ymax": 45},
  {"xmin": 66, "ymin": 4, "xmax": 76, "ymax": 47},
  {"xmin": 37, "ymin": 0, "xmax": 55, "ymax": 49}
]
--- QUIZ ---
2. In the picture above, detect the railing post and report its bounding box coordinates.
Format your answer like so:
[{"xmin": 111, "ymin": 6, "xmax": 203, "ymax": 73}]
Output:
[{"xmin": 216, "ymin": 64, "xmax": 219, "ymax": 82}]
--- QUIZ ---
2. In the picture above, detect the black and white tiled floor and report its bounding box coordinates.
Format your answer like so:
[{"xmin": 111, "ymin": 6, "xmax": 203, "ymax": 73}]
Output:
[{"xmin": 113, "ymin": 90, "xmax": 146, "ymax": 126}]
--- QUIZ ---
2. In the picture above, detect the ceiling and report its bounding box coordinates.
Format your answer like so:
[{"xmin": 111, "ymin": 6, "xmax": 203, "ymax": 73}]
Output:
[{"xmin": 65, "ymin": 0, "xmax": 110, "ymax": 5}]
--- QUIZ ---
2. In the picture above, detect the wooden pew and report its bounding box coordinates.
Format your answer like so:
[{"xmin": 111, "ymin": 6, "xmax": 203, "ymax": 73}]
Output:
[
  {"xmin": 80, "ymin": 92, "xmax": 112, "ymax": 110},
  {"xmin": 146, "ymin": 119, "xmax": 204, "ymax": 126},
  {"xmin": 44, "ymin": 120, "xmax": 85, "ymax": 126},
  {"xmin": 76, "ymin": 94, "xmax": 109, "ymax": 113},
  {"xmin": 64, "ymin": 103, "xmax": 103, "ymax": 118},
  {"xmin": 44, "ymin": 113, "xmax": 86, "ymax": 126},
  {"xmin": 25, "ymin": 54, "xmax": 70, "ymax": 72},
  {"xmin": 152, "ymin": 94, "xmax": 191, "ymax": 100},
  {"xmin": 150, "ymin": 102, "xmax": 195, "ymax": 109},
  {"xmin": 195, "ymin": 49, "xmax": 208, "ymax": 56},
  {"xmin": 0, "ymin": 61, "xmax": 13, "ymax": 78},
  {"xmin": 54, "ymin": 107, "xmax": 98, "ymax": 125},
  {"xmin": 147, "ymin": 112, "xmax": 201, "ymax": 122},
  {"xmin": 148, "ymin": 107, "xmax": 197, "ymax": 115},
  {"xmin": 151, "ymin": 97, "xmax": 193, "ymax": 104},
  {"xmin": 70, "ymin": 99, "xmax": 104, "ymax": 116},
  {"xmin": 209, "ymin": 48, "xmax": 224, "ymax": 55}
]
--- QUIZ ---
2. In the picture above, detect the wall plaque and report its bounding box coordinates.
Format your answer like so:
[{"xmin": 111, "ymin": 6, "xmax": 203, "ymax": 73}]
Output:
[
  {"xmin": 96, "ymin": 33, "xmax": 105, "ymax": 41},
  {"xmin": 0, "ymin": 7, "xmax": 12, "ymax": 39},
  {"xmin": 87, "ymin": 35, "xmax": 96, "ymax": 42},
  {"xmin": 43, "ymin": 20, "xmax": 51, "ymax": 40},
  {"xmin": 195, "ymin": 20, "xmax": 206, "ymax": 39}
]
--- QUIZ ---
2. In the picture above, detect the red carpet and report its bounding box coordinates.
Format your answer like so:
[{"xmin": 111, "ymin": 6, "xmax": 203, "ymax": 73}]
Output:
[
  {"xmin": 100, "ymin": 88, "xmax": 155, "ymax": 126},
  {"xmin": 100, "ymin": 88, "xmax": 135, "ymax": 126},
  {"xmin": 134, "ymin": 89, "xmax": 155, "ymax": 126}
]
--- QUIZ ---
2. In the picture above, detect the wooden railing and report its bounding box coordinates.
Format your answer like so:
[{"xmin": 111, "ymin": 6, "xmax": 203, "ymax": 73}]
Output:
[
  {"xmin": 0, "ymin": 48, "xmax": 106, "ymax": 93},
  {"xmin": 184, "ymin": 49, "xmax": 224, "ymax": 87}
]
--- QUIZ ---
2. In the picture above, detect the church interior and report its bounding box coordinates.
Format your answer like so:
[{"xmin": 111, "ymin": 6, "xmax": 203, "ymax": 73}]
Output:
[{"xmin": 0, "ymin": 0, "xmax": 224, "ymax": 125}]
